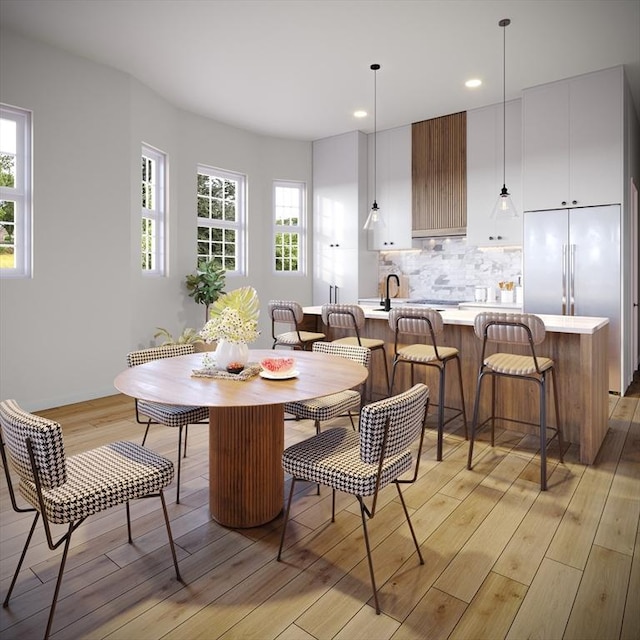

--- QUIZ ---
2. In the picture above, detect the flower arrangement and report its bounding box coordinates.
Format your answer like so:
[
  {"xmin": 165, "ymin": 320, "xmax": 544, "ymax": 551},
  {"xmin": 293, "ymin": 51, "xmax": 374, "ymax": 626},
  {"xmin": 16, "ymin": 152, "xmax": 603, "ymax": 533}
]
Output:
[{"xmin": 200, "ymin": 286, "xmax": 260, "ymax": 345}]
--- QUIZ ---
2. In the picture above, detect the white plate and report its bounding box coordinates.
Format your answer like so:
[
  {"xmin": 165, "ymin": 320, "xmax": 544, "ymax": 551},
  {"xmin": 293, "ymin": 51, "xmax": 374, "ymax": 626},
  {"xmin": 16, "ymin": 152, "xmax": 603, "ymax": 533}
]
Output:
[{"xmin": 259, "ymin": 369, "xmax": 299, "ymax": 380}]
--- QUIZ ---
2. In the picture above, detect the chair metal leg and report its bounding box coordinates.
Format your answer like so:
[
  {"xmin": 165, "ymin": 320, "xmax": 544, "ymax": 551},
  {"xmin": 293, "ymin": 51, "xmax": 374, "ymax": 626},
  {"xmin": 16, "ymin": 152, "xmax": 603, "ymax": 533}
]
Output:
[
  {"xmin": 313, "ymin": 420, "xmax": 322, "ymax": 495},
  {"xmin": 43, "ymin": 523, "xmax": 74, "ymax": 640},
  {"xmin": 550, "ymin": 368, "xmax": 564, "ymax": 461},
  {"xmin": 141, "ymin": 419, "xmax": 152, "ymax": 446},
  {"xmin": 436, "ymin": 364, "xmax": 446, "ymax": 461},
  {"xmin": 455, "ymin": 356, "xmax": 468, "ymax": 440},
  {"xmin": 358, "ymin": 497, "xmax": 380, "ymax": 614},
  {"xmin": 388, "ymin": 360, "xmax": 399, "ymax": 396},
  {"xmin": 395, "ymin": 483, "xmax": 424, "ymax": 564},
  {"xmin": 379, "ymin": 347, "xmax": 389, "ymax": 399},
  {"xmin": 3, "ymin": 512, "xmax": 39, "ymax": 607},
  {"xmin": 126, "ymin": 502, "xmax": 132, "ymax": 542},
  {"xmin": 368, "ymin": 346, "xmax": 389, "ymax": 402},
  {"xmin": 183, "ymin": 425, "xmax": 189, "ymax": 458},
  {"xmin": 539, "ymin": 377, "xmax": 548, "ymax": 491},
  {"xmin": 159, "ymin": 490, "xmax": 183, "ymax": 582},
  {"xmin": 490, "ymin": 374, "xmax": 497, "ymax": 446},
  {"xmin": 176, "ymin": 426, "xmax": 183, "ymax": 504},
  {"xmin": 467, "ymin": 369, "xmax": 486, "ymax": 470},
  {"xmin": 277, "ymin": 479, "xmax": 297, "ymax": 560}
]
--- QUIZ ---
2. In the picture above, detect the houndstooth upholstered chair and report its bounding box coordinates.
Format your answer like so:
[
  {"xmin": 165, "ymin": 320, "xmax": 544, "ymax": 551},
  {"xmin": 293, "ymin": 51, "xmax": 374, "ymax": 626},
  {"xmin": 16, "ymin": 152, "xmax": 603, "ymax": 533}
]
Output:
[
  {"xmin": 284, "ymin": 342, "xmax": 371, "ymax": 434},
  {"xmin": 388, "ymin": 307, "xmax": 468, "ymax": 461},
  {"xmin": 126, "ymin": 343, "xmax": 208, "ymax": 503},
  {"xmin": 278, "ymin": 383, "xmax": 430, "ymax": 614},
  {"xmin": 0, "ymin": 399, "xmax": 182, "ymax": 639},
  {"xmin": 466, "ymin": 312, "xmax": 564, "ymax": 491},
  {"xmin": 321, "ymin": 303, "xmax": 389, "ymax": 401},
  {"xmin": 268, "ymin": 300, "xmax": 326, "ymax": 350}
]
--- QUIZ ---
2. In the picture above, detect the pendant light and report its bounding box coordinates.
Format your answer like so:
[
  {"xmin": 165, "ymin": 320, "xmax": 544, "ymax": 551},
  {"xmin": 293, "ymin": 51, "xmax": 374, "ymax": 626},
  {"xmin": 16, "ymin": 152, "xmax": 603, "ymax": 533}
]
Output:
[
  {"xmin": 363, "ymin": 63, "xmax": 385, "ymax": 230},
  {"xmin": 492, "ymin": 18, "xmax": 518, "ymax": 219}
]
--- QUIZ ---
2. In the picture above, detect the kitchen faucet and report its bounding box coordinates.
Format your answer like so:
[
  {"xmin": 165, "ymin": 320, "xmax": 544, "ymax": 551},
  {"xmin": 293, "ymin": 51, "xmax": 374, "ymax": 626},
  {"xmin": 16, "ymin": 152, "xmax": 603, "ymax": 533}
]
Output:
[{"xmin": 384, "ymin": 274, "xmax": 400, "ymax": 311}]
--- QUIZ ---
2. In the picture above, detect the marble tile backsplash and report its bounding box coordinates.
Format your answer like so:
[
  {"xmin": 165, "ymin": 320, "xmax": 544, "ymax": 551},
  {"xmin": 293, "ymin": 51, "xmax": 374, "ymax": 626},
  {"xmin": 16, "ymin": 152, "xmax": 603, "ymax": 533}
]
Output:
[{"xmin": 380, "ymin": 237, "xmax": 523, "ymax": 302}]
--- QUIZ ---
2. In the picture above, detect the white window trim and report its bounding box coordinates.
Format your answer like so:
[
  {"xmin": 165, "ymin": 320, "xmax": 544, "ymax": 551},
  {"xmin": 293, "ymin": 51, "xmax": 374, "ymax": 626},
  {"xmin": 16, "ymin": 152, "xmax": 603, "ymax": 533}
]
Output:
[
  {"xmin": 0, "ymin": 104, "xmax": 32, "ymax": 278},
  {"xmin": 197, "ymin": 165, "xmax": 247, "ymax": 276},
  {"xmin": 273, "ymin": 180, "xmax": 305, "ymax": 275},
  {"xmin": 141, "ymin": 143, "xmax": 166, "ymax": 276}
]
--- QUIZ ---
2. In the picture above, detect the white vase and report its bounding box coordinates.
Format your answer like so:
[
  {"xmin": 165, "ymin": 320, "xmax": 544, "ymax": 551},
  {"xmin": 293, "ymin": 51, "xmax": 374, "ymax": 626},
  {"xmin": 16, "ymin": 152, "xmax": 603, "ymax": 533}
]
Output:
[{"xmin": 215, "ymin": 340, "xmax": 249, "ymax": 371}]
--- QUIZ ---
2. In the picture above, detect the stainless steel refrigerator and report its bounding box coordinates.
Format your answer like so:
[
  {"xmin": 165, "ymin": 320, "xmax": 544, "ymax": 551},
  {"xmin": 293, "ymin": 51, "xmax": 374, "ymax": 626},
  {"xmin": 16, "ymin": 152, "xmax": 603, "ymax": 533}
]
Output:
[{"xmin": 523, "ymin": 205, "xmax": 621, "ymax": 393}]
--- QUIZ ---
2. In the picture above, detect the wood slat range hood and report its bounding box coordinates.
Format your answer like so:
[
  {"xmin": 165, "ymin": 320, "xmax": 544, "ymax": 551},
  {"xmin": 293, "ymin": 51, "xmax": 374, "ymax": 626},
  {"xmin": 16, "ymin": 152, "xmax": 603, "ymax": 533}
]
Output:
[{"xmin": 412, "ymin": 111, "xmax": 467, "ymax": 237}]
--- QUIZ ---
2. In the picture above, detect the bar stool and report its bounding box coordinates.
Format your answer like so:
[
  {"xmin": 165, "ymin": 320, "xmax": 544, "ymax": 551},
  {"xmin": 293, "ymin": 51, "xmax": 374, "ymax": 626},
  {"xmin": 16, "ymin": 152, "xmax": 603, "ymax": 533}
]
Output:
[
  {"xmin": 321, "ymin": 303, "xmax": 389, "ymax": 402},
  {"xmin": 467, "ymin": 312, "xmax": 564, "ymax": 491},
  {"xmin": 388, "ymin": 307, "xmax": 468, "ymax": 461},
  {"xmin": 268, "ymin": 300, "xmax": 325, "ymax": 350}
]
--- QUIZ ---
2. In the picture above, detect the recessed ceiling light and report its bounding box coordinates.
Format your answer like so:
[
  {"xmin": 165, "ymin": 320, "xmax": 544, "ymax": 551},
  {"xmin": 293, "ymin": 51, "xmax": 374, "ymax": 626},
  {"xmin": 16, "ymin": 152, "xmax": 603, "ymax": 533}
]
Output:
[
  {"xmin": 354, "ymin": 110, "xmax": 367, "ymax": 118},
  {"xmin": 465, "ymin": 78, "xmax": 482, "ymax": 88}
]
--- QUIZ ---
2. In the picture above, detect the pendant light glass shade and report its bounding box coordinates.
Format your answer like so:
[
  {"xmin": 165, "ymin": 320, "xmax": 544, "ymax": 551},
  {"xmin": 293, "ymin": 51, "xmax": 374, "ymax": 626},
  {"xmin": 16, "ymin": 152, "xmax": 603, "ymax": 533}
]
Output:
[
  {"xmin": 492, "ymin": 185, "xmax": 517, "ymax": 219},
  {"xmin": 492, "ymin": 18, "xmax": 519, "ymax": 220},
  {"xmin": 364, "ymin": 201, "xmax": 383, "ymax": 230},
  {"xmin": 364, "ymin": 63, "xmax": 385, "ymax": 231}
]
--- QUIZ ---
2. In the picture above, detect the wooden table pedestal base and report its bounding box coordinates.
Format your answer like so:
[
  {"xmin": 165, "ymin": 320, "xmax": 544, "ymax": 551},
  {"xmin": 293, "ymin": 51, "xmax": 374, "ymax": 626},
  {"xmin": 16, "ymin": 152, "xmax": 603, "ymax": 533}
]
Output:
[{"xmin": 208, "ymin": 404, "xmax": 284, "ymax": 528}]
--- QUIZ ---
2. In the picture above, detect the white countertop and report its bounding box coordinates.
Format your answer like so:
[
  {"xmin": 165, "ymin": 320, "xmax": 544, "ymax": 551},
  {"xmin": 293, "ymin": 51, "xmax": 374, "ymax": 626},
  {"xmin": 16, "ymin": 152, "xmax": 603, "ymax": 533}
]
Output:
[
  {"xmin": 304, "ymin": 305, "xmax": 609, "ymax": 335},
  {"xmin": 359, "ymin": 298, "xmax": 523, "ymax": 311},
  {"xmin": 458, "ymin": 301, "xmax": 523, "ymax": 310}
]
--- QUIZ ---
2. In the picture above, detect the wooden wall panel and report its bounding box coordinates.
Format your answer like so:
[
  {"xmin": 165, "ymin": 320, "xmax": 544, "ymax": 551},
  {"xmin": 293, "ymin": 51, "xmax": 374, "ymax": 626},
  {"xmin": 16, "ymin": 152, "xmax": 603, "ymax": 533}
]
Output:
[{"xmin": 412, "ymin": 111, "xmax": 467, "ymax": 235}]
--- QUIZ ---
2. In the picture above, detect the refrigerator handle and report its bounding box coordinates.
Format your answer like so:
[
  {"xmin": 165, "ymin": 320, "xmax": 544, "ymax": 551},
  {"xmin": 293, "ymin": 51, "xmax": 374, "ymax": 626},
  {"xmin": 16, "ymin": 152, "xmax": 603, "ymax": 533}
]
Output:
[
  {"xmin": 561, "ymin": 244, "xmax": 567, "ymax": 315},
  {"xmin": 569, "ymin": 244, "xmax": 576, "ymax": 316}
]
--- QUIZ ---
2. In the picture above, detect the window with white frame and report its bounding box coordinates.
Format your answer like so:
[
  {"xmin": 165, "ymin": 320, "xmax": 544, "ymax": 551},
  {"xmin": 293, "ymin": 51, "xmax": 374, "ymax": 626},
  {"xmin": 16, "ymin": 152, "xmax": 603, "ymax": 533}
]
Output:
[
  {"xmin": 141, "ymin": 144, "xmax": 166, "ymax": 274},
  {"xmin": 0, "ymin": 104, "xmax": 32, "ymax": 278},
  {"xmin": 196, "ymin": 165, "xmax": 246, "ymax": 273},
  {"xmin": 273, "ymin": 180, "xmax": 304, "ymax": 273}
]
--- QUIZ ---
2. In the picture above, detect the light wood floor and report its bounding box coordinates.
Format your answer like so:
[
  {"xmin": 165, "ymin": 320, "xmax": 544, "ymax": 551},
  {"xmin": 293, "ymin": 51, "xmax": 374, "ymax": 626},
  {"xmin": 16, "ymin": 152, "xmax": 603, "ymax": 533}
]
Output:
[{"xmin": 0, "ymin": 390, "xmax": 638, "ymax": 640}]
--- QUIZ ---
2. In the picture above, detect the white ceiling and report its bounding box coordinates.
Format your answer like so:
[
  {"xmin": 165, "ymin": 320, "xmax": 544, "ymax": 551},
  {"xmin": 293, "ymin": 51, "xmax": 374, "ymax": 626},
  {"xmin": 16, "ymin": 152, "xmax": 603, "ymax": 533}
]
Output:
[{"xmin": 1, "ymin": 0, "xmax": 639, "ymax": 141}]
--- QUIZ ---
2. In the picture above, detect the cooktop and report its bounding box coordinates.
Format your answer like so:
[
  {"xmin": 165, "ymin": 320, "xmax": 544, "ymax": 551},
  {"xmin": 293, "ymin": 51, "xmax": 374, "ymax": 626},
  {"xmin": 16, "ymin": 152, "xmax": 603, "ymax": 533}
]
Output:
[{"xmin": 405, "ymin": 299, "xmax": 466, "ymax": 306}]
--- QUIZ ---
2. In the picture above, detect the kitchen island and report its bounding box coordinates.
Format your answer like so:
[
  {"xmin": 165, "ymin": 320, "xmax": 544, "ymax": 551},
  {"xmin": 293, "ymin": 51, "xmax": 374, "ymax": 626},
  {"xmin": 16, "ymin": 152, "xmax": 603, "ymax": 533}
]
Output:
[{"xmin": 303, "ymin": 305, "xmax": 609, "ymax": 464}]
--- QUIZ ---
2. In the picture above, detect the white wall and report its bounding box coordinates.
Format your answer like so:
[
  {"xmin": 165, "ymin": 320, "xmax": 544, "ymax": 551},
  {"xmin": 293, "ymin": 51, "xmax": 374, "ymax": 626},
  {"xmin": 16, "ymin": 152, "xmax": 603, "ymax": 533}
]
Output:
[{"xmin": 0, "ymin": 29, "xmax": 313, "ymax": 411}]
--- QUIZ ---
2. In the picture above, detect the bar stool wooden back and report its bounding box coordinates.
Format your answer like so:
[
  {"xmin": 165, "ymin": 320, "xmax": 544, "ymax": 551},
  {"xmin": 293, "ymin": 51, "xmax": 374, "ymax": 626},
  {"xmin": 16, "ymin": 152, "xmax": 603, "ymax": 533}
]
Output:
[
  {"xmin": 268, "ymin": 300, "xmax": 325, "ymax": 350},
  {"xmin": 388, "ymin": 307, "xmax": 467, "ymax": 460},
  {"xmin": 321, "ymin": 303, "xmax": 389, "ymax": 401},
  {"xmin": 466, "ymin": 312, "xmax": 564, "ymax": 490}
]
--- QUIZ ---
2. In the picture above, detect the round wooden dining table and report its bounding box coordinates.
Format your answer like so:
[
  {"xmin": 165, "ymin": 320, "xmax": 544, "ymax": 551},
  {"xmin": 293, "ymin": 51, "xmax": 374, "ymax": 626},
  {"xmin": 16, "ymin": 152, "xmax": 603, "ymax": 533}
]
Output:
[{"xmin": 114, "ymin": 348, "xmax": 368, "ymax": 528}]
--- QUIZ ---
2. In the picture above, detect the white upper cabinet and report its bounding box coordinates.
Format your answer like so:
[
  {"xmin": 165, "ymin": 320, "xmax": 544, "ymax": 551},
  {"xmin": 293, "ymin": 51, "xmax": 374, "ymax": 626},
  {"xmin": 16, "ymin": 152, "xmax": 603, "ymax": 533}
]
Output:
[
  {"xmin": 312, "ymin": 131, "xmax": 378, "ymax": 305},
  {"xmin": 367, "ymin": 125, "xmax": 412, "ymax": 251},
  {"xmin": 466, "ymin": 99, "xmax": 523, "ymax": 246},
  {"xmin": 522, "ymin": 66, "xmax": 623, "ymax": 211}
]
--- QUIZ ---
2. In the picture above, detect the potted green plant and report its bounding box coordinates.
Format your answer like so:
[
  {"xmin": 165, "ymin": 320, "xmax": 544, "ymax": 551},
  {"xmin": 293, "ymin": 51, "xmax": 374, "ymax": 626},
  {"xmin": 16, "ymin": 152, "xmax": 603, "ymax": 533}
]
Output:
[{"xmin": 185, "ymin": 259, "xmax": 226, "ymax": 322}]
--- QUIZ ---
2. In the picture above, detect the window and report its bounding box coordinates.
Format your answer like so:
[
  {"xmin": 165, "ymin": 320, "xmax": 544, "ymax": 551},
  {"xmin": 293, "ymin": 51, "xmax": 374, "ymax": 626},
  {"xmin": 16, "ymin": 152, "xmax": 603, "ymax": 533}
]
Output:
[
  {"xmin": 197, "ymin": 165, "xmax": 246, "ymax": 274},
  {"xmin": 141, "ymin": 144, "xmax": 166, "ymax": 275},
  {"xmin": 0, "ymin": 104, "xmax": 32, "ymax": 278},
  {"xmin": 273, "ymin": 180, "xmax": 305, "ymax": 273}
]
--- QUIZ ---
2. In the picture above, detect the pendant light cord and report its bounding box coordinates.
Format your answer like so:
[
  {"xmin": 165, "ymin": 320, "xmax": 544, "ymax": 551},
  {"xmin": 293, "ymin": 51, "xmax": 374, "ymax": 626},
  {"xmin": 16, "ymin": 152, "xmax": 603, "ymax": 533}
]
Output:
[
  {"xmin": 374, "ymin": 65, "xmax": 377, "ymax": 203},
  {"xmin": 371, "ymin": 63, "xmax": 380, "ymax": 208},
  {"xmin": 498, "ymin": 18, "xmax": 510, "ymax": 190},
  {"xmin": 502, "ymin": 20, "xmax": 506, "ymax": 187}
]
